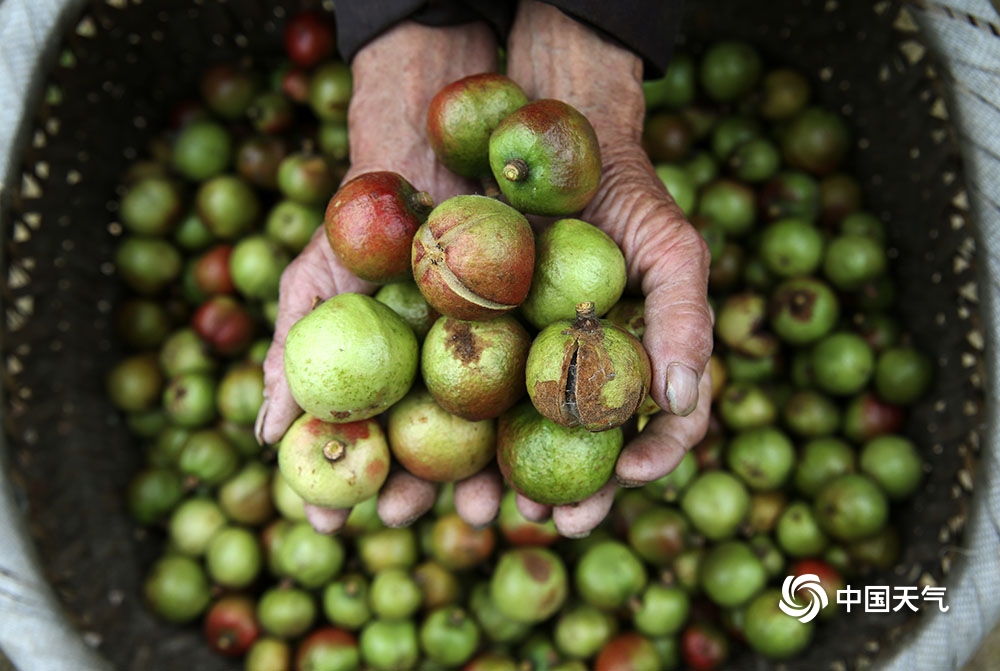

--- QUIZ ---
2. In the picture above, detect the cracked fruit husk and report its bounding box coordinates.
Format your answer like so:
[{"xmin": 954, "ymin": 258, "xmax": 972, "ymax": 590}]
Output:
[
  {"xmin": 283, "ymin": 292, "xmax": 418, "ymax": 422},
  {"xmin": 488, "ymin": 99, "xmax": 602, "ymax": 216},
  {"xmin": 526, "ymin": 301, "xmax": 652, "ymax": 432},
  {"xmin": 278, "ymin": 414, "xmax": 390, "ymax": 510},
  {"xmin": 497, "ymin": 400, "xmax": 623, "ymax": 506},
  {"xmin": 411, "ymin": 195, "xmax": 534, "ymax": 321}
]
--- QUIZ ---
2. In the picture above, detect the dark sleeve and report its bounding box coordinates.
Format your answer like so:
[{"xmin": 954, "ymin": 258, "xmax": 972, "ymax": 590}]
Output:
[
  {"xmin": 335, "ymin": 1, "xmax": 516, "ymax": 64},
  {"xmin": 334, "ymin": 0, "xmax": 683, "ymax": 78},
  {"xmin": 540, "ymin": 0, "xmax": 685, "ymax": 78}
]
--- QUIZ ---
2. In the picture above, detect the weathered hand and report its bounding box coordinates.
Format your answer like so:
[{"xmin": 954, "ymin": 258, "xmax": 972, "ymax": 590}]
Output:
[
  {"xmin": 256, "ymin": 20, "xmax": 505, "ymax": 533},
  {"xmin": 506, "ymin": 1, "xmax": 714, "ymax": 537}
]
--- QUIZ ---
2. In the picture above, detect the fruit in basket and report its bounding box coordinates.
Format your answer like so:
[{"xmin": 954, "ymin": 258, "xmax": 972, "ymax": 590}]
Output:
[
  {"xmin": 497, "ymin": 401, "xmax": 623, "ymax": 505},
  {"xmin": 699, "ymin": 40, "xmax": 762, "ymax": 102},
  {"xmin": 200, "ymin": 63, "xmax": 259, "ymax": 119},
  {"xmin": 782, "ymin": 107, "xmax": 851, "ymax": 176},
  {"xmin": 575, "ymin": 540, "xmax": 647, "ymax": 610},
  {"xmin": 490, "ymin": 547, "xmax": 568, "ymax": 623},
  {"xmin": 120, "ymin": 177, "xmax": 184, "ymax": 235},
  {"xmin": 374, "ymin": 280, "xmax": 440, "ymax": 340},
  {"xmin": 283, "ymin": 292, "xmax": 418, "ymax": 421},
  {"xmin": 277, "ymin": 414, "xmax": 390, "ymax": 510},
  {"xmin": 526, "ymin": 301, "xmax": 651, "ymax": 431},
  {"xmin": 277, "ymin": 153, "xmax": 338, "ymax": 206},
  {"xmin": 420, "ymin": 605, "xmax": 481, "ymax": 667},
  {"xmin": 115, "ymin": 236, "xmax": 183, "ymax": 296},
  {"xmin": 742, "ymin": 588, "xmax": 814, "ymax": 660},
  {"xmin": 294, "ymin": 628, "xmax": 360, "ymax": 671},
  {"xmin": 325, "ymin": 171, "xmax": 434, "ymax": 284},
  {"xmin": 144, "ymin": 555, "xmax": 212, "ymax": 624},
  {"xmin": 191, "ymin": 294, "xmax": 255, "ymax": 356},
  {"xmin": 520, "ymin": 218, "xmax": 627, "ymax": 329},
  {"xmin": 412, "ymin": 195, "xmax": 535, "ymax": 320},
  {"xmin": 196, "ymin": 174, "xmax": 261, "ymax": 239},
  {"xmin": 427, "ymin": 72, "xmax": 529, "ymax": 179},
  {"xmin": 283, "ymin": 9, "xmax": 337, "ymax": 68},
  {"xmin": 203, "ymin": 594, "xmax": 260, "ymax": 657},
  {"xmin": 489, "ymin": 98, "xmax": 602, "ymax": 216},
  {"xmin": 420, "ymin": 314, "xmax": 530, "ymax": 421},
  {"xmin": 229, "ymin": 234, "xmax": 288, "ymax": 300},
  {"xmin": 814, "ymin": 473, "xmax": 889, "ymax": 542},
  {"xmin": 309, "ymin": 61, "xmax": 352, "ymax": 123}
]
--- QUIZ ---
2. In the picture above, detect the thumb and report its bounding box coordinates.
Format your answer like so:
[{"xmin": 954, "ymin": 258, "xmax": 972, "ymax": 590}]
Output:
[{"xmin": 255, "ymin": 225, "xmax": 373, "ymax": 446}]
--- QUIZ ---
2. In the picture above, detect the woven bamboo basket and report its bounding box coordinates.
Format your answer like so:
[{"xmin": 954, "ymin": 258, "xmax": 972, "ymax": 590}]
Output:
[{"xmin": 0, "ymin": 1, "xmax": 998, "ymax": 669}]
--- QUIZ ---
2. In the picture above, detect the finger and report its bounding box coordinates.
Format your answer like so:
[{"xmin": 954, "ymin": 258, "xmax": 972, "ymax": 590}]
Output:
[
  {"xmin": 615, "ymin": 368, "xmax": 713, "ymax": 487},
  {"xmin": 304, "ymin": 503, "xmax": 351, "ymax": 535},
  {"xmin": 640, "ymin": 223, "xmax": 714, "ymax": 416},
  {"xmin": 256, "ymin": 226, "xmax": 373, "ymax": 446},
  {"xmin": 454, "ymin": 467, "xmax": 503, "ymax": 529},
  {"xmin": 552, "ymin": 480, "xmax": 617, "ymax": 538},
  {"xmin": 515, "ymin": 493, "xmax": 552, "ymax": 523},
  {"xmin": 585, "ymin": 149, "xmax": 714, "ymax": 419},
  {"xmin": 377, "ymin": 470, "xmax": 437, "ymax": 528}
]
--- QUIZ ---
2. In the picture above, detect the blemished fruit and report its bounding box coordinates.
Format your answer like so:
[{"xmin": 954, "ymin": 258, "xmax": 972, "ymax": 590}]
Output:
[
  {"xmin": 412, "ymin": 195, "xmax": 535, "ymax": 320},
  {"xmin": 526, "ymin": 301, "xmax": 651, "ymax": 432},
  {"xmin": 283, "ymin": 292, "xmax": 418, "ymax": 422},
  {"xmin": 427, "ymin": 72, "xmax": 529, "ymax": 179},
  {"xmin": 325, "ymin": 171, "xmax": 434, "ymax": 284},
  {"xmin": 489, "ymin": 98, "xmax": 602, "ymax": 216},
  {"xmin": 278, "ymin": 414, "xmax": 390, "ymax": 510},
  {"xmin": 490, "ymin": 547, "xmax": 569, "ymax": 624},
  {"xmin": 420, "ymin": 314, "xmax": 530, "ymax": 421}
]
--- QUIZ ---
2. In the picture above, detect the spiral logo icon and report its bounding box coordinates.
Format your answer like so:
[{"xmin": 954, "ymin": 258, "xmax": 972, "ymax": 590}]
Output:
[{"xmin": 778, "ymin": 574, "xmax": 829, "ymax": 623}]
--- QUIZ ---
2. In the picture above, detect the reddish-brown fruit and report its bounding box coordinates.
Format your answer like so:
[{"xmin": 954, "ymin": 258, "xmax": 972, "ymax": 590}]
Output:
[
  {"xmin": 681, "ymin": 622, "xmax": 730, "ymax": 671},
  {"xmin": 192, "ymin": 295, "xmax": 254, "ymax": 356},
  {"xmin": 193, "ymin": 244, "xmax": 235, "ymax": 295},
  {"xmin": 431, "ymin": 512, "xmax": 497, "ymax": 571},
  {"xmin": 203, "ymin": 594, "xmax": 261, "ymax": 658},
  {"xmin": 412, "ymin": 195, "xmax": 534, "ymax": 321},
  {"xmin": 427, "ymin": 72, "xmax": 528, "ymax": 179},
  {"xmin": 594, "ymin": 632, "xmax": 662, "ymax": 671},
  {"xmin": 281, "ymin": 68, "xmax": 311, "ymax": 104},
  {"xmin": 325, "ymin": 171, "xmax": 433, "ymax": 284},
  {"xmin": 283, "ymin": 10, "xmax": 337, "ymax": 69}
]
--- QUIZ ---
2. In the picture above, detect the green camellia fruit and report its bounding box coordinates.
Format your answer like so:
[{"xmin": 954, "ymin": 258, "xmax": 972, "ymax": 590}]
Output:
[
  {"xmin": 283, "ymin": 292, "xmax": 418, "ymax": 422},
  {"xmin": 489, "ymin": 98, "xmax": 602, "ymax": 216},
  {"xmin": 520, "ymin": 218, "xmax": 627, "ymax": 330},
  {"xmin": 278, "ymin": 415, "xmax": 391, "ymax": 510}
]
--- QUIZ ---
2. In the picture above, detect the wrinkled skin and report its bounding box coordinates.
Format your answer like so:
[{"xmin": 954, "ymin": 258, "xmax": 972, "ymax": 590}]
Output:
[{"xmin": 258, "ymin": 2, "xmax": 713, "ymax": 537}]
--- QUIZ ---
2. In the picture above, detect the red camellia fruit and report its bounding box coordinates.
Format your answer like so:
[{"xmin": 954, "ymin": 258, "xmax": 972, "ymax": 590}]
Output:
[
  {"xmin": 192, "ymin": 295, "xmax": 254, "ymax": 356},
  {"xmin": 203, "ymin": 594, "xmax": 260, "ymax": 657},
  {"xmin": 681, "ymin": 622, "xmax": 730, "ymax": 671},
  {"xmin": 412, "ymin": 194, "xmax": 534, "ymax": 321},
  {"xmin": 193, "ymin": 244, "xmax": 235, "ymax": 295},
  {"xmin": 594, "ymin": 632, "xmax": 661, "ymax": 671},
  {"xmin": 325, "ymin": 171, "xmax": 434, "ymax": 284},
  {"xmin": 283, "ymin": 10, "xmax": 337, "ymax": 69}
]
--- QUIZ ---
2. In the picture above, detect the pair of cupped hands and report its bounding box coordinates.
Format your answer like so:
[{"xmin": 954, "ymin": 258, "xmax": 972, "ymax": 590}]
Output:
[{"xmin": 255, "ymin": 1, "xmax": 714, "ymax": 538}]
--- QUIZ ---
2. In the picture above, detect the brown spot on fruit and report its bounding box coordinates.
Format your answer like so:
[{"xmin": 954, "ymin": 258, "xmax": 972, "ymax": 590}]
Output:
[
  {"xmin": 523, "ymin": 551, "xmax": 552, "ymax": 583},
  {"xmin": 336, "ymin": 420, "xmax": 371, "ymax": 442},
  {"xmin": 444, "ymin": 320, "xmax": 482, "ymax": 364}
]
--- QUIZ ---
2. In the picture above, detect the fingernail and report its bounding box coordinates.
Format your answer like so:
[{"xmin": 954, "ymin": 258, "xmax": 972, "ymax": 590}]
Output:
[
  {"xmin": 665, "ymin": 363, "xmax": 700, "ymax": 416},
  {"xmin": 560, "ymin": 529, "xmax": 592, "ymax": 540},
  {"xmin": 253, "ymin": 399, "xmax": 270, "ymax": 446},
  {"xmin": 616, "ymin": 475, "xmax": 645, "ymax": 488}
]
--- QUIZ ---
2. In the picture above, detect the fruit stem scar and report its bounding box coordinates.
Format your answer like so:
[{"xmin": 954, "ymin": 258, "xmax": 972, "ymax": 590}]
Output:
[
  {"xmin": 575, "ymin": 301, "xmax": 600, "ymax": 330},
  {"xmin": 322, "ymin": 439, "xmax": 347, "ymax": 462},
  {"xmin": 310, "ymin": 295, "xmax": 322, "ymax": 310},
  {"xmin": 408, "ymin": 190, "xmax": 435, "ymax": 216},
  {"xmin": 502, "ymin": 158, "xmax": 529, "ymax": 183}
]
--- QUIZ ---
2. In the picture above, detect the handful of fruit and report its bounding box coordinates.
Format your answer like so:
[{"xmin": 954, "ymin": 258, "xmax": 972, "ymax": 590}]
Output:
[
  {"xmin": 104, "ymin": 9, "xmax": 938, "ymax": 670},
  {"xmin": 280, "ymin": 71, "xmax": 651, "ymax": 510}
]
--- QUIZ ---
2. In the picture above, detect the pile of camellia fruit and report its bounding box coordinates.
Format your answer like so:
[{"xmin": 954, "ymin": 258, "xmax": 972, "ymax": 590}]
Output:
[{"xmin": 105, "ymin": 8, "xmax": 935, "ymax": 670}]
